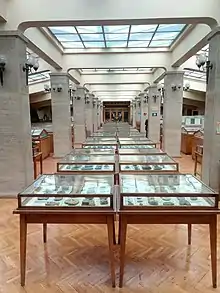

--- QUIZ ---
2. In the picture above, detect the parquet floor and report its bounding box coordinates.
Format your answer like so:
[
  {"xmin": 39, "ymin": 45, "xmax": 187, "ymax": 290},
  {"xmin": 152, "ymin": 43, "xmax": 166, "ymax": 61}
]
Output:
[{"xmin": 0, "ymin": 155, "xmax": 218, "ymax": 293}]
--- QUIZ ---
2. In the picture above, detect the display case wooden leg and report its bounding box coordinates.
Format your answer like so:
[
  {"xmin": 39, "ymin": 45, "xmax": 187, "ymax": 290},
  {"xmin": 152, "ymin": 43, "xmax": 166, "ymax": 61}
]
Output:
[
  {"xmin": 209, "ymin": 216, "xmax": 217, "ymax": 288},
  {"xmin": 40, "ymin": 154, "xmax": 43, "ymax": 175},
  {"xmin": 107, "ymin": 216, "xmax": 116, "ymax": 288},
  {"xmin": 188, "ymin": 224, "xmax": 192, "ymax": 245},
  {"xmin": 118, "ymin": 214, "xmax": 121, "ymax": 245},
  {"xmin": 43, "ymin": 223, "xmax": 47, "ymax": 243},
  {"xmin": 194, "ymin": 155, "xmax": 198, "ymax": 176},
  {"xmin": 20, "ymin": 215, "xmax": 27, "ymax": 287},
  {"xmin": 119, "ymin": 217, "xmax": 127, "ymax": 288},
  {"xmin": 112, "ymin": 219, "xmax": 116, "ymax": 246}
]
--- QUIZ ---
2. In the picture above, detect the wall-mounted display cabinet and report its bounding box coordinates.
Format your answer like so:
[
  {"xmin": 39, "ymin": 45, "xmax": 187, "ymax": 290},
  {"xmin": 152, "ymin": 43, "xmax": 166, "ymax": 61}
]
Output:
[
  {"xmin": 57, "ymin": 154, "xmax": 115, "ymax": 174},
  {"xmin": 17, "ymin": 174, "xmax": 115, "ymax": 209},
  {"xmin": 31, "ymin": 128, "xmax": 51, "ymax": 159},
  {"xmin": 119, "ymin": 154, "xmax": 179, "ymax": 173}
]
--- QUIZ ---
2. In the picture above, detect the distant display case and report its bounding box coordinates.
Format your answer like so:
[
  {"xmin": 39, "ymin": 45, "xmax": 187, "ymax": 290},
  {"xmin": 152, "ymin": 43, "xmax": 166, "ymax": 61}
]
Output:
[
  {"xmin": 68, "ymin": 148, "xmax": 115, "ymax": 156},
  {"xmin": 119, "ymin": 137, "xmax": 152, "ymax": 142},
  {"xmin": 18, "ymin": 174, "xmax": 115, "ymax": 210},
  {"xmin": 91, "ymin": 132, "xmax": 116, "ymax": 137},
  {"xmin": 119, "ymin": 140, "xmax": 156, "ymax": 149},
  {"xmin": 119, "ymin": 173, "xmax": 217, "ymax": 209},
  {"xmin": 85, "ymin": 137, "xmax": 117, "ymax": 143},
  {"xmin": 192, "ymin": 129, "xmax": 204, "ymax": 161},
  {"xmin": 119, "ymin": 154, "xmax": 179, "ymax": 173},
  {"xmin": 57, "ymin": 154, "xmax": 115, "ymax": 174},
  {"xmin": 82, "ymin": 142, "xmax": 117, "ymax": 149},
  {"xmin": 181, "ymin": 126, "xmax": 202, "ymax": 155},
  {"xmin": 118, "ymin": 148, "xmax": 165, "ymax": 155},
  {"xmin": 31, "ymin": 128, "xmax": 51, "ymax": 159}
]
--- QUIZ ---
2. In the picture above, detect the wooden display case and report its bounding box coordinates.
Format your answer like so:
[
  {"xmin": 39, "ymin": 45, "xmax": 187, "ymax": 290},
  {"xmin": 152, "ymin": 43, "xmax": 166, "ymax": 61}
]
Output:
[
  {"xmin": 192, "ymin": 129, "xmax": 204, "ymax": 160},
  {"xmin": 119, "ymin": 154, "xmax": 179, "ymax": 174},
  {"xmin": 118, "ymin": 173, "xmax": 219, "ymax": 288},
  {"xmin": 57, "ymin": 154, "xmax": 116, "ymax": 174},
  {"xmin": 13, "ymin": 174, "xmax": 116, "ymax": 287},
  {"xmin": 31, "ymin": 129, "xmax": 51, "ymax": 159},
  {"xmin": 181, "ymin": 127, "xmax": 198, "ymax": 155}
]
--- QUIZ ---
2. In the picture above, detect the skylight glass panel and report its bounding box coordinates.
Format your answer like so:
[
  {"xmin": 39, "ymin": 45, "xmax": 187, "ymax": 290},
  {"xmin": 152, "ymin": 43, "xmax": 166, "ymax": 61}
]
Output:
[
  {"xmin": 129, "ymin": 33, "xmax": 153, "ymax": 41},
  {"xmin": 84, "ymin": 42, "xmax": 105, "ymax": 48},
  {"xmin": 76, "ymin": 26, "xmax": 102, "ymax": 33},
  {"xmin": 128, "ymin": 41, "xmax": 149, "ymax": 47},
  {"xmin": 56, "ymin": 34, "xmax": 80, "ymax": 42},
  {"xmin": 50, "ymin": 27, "xmax": 77, "ymax": 34},
  {"xmin": 153, "ymin": 32, "xmax": 179, "ymax": 40},
  {"xmin": 104, "ymin": 25, "xmax": 129, "ymax": 34},
  {"xmin": 149, "ymin": 40, "xmax": 173, "ymax": 47},
  {"xmin": 80, "ymin": 34, "xmax": 104, "ymax": 41},
  {"xmin": 62, "ymin": 42, "xmax": 84, "ymax": 48},
  {"xmin": 157, "ymin": 24, "xmax": 185, "ymax": 32},
  {"xmin": 130, "ymin": 25, "xmax": 157, "ymax": 33},
  {"xmin": 105, "ymin": 33, "xmax": 128, "ymax": 41},
  {"xmin": 106, "ymin": 41, "xmax": 127, "ymax": 47}
]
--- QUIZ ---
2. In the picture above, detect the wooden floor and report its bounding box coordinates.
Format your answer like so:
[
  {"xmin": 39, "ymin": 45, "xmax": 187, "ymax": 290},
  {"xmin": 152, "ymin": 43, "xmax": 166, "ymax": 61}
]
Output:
[{"xmin": 1, "ymin": 155, "xmax": 219, "ymax": 293}]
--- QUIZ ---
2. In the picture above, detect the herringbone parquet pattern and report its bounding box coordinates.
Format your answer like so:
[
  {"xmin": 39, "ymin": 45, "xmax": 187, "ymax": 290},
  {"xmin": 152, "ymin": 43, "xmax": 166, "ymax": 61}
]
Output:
[{"xmin": 0, "ymin": 198, "xmax": 220, "ymax": 293}]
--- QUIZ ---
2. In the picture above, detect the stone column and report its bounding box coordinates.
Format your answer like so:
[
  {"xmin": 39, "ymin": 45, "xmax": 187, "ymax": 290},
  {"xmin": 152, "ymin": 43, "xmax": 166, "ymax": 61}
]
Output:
[
  {"xmin": 97, "ymin": 100, "xmax": 101, "ymax": 129},
  {"xmin": 163, "ymin": 72, "xmax": 184, "ymax": 157},
  {"xmin": 0, "ymin": 31, "xmax": 33, "ymax": 196},
  {"xmin": 100, "ymin": 103, "xmax": 103, "ymax": 126},
  {"xmin": 73, "ymin": 86, "xmax": 86, "ymax": 146},
  {"xmin": 93, "ymin": 98, "xmax": 98, "ymax": 133},
  {"xmin": 135, "ymin": 98, "xmax": 141, "ymax": 130},
  {"xmin": 50, "ymin": 73, "xmax": 72, "ymax": 157},
  {"xmin": 148, "ymin": 86, "xmax": 161, "ymax": 143},
  {"xmin": 202, "ymin": 32, "xmax": 220, "ymax": 189},
  {"xmin": 132, "ymin": 101, "xmax": 136, "ymax": 128},
  {"xmin": 85, "ymin": 93, "xmax": 93, "ymax": 137},
  {"xmin": 140, "ymin": 93, "xmax": 148, "ymax": 133}
]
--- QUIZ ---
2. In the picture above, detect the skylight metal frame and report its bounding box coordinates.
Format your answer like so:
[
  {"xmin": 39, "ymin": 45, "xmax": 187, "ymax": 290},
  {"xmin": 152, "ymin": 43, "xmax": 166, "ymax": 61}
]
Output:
[{"xmin": 48, "ymin": 24, "xmax": 187, "ymax": 50}]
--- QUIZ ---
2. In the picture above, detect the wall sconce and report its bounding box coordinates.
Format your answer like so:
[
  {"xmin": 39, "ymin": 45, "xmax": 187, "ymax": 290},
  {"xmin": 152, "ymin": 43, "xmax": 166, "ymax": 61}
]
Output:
[
  {"xmin": 75, "ymin": 96, "xmax": 81, "ymax": 100},
  {"xmin": 183, "ymin": 82, "xmax": 190, "ymax": 91},
  {"xmin": 85, "ymin": 95, "xmax": 90, "ymax": 104},
  {"xmin": 23, "ymin": 55, "xmax": 39, "ymax": 86},
  {"xmin": 52, "ymin": 84, "xmax": 63, "ymax": 92},
  {"xmin": 157, "ymin": 83, "xmax": 165, "ymax": 94},
  {"xmin": 144, "ymin": 95, "xmax": 148, "ymax": 103},
  {"xmin": 0, "ymin": 55, "xmax": 6, "ymax": 86},
  {"xmin": 152, "ymin": 94, "xmax": 159, "ymax": 103},
  {"xmin": 171, "ymin": 84, "xmax": 182, "ymax": 91},
  {"xmin": 44, "ymin": 84, "xmax": 51, "ymax": 92},
  {"xmin": 196, "ymin": 53, "xmax": 213, "ymax": 84}
]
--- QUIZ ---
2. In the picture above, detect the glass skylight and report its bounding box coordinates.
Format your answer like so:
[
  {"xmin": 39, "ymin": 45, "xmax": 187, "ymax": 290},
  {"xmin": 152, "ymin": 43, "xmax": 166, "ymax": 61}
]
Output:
[
  {"xmin": 80, "ymin": 68, "xmax": 153, "ymax": 73},
  {"xmin": 28, "ymin": 70, "xmax": 51, "ymax": 84},
  {"xmin": 184, "ymin": 69, "xmax": 206, "ymax": 80},
  {"xmin": 49, "ymin": 24, "xmax": 186, "ymax": 49}
]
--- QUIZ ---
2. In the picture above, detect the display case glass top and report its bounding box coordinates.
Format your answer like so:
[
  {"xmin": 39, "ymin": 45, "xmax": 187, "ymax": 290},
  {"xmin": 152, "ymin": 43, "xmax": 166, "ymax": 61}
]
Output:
[
  {"xmin": 119, "ymin": 137, "xmax": 152, "ymax": 142},
  {"xmin": 119, "ymin": 140, "xmax": 155, "ymax": 145},
  {"xmin": 91, "ymin": 132, "xmax": 116, "ymax": 137},
  {"xmin": 181, "ymin": 126, "xmax": 201, "ymax": 135},
  {"xmin": 119, "ymin": 143, "xmax": 156, "ymax": 149},
  {"xmin": 68, "ymin": 148, "xmax": 115, "ymax": 155},
  {"xmin": 31, "ymin": 129, "xmax": 48, "ymax": 139},
  {"xmin": 119, "ymin": 148, "xmax": 164, "ymax": 155},
  {"xmin": 83, "ymin": 144, "xmax": 116, "ymax": 149},
  {"xmin": 119, "ymin": 154, "xmax": 178, "ymax": 172},
  {"xmin": 120, "ymin": 174, "xmax": 217, "ymax": 209},
  {"xmin": 86, "ymin": 137, "xmax": 117, "ymax": 143},
  {"xmin": 57, "ymin": 154, "xmax": 115, "ymax": 173},
  {"xmin": 18, "ymin": 174, "xmax": 114, "ymax": 209}
]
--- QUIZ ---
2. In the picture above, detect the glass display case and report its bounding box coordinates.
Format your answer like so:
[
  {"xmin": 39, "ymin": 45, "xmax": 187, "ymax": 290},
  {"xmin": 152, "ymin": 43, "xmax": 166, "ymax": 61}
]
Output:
[
  {"xmin": 31, "ymin": 128, "xmax": 51, "ymax": 159},
  {"xmin": 85, "ymin": 137, "xmax": 117, "ymax": 143},
  {"xmin": 119, "ymin": 137, "xmax": 152, "ymax": 142},
  {"xmin": 181, "ymin": 126, "xmax": 203, "ymax": 155},
  {"xmin": 119, "ymin": 141, "xmax": 156, "ymax": 149},
  {"xmin": 68, "ymin": 148, "xmax": 115, "ymax": 156},
  {"xmin": 192, "ymin": 129, "xmax": 204, "ymax": 160},
  {"xmin": 119, "ymin": 154, "xmax": 179, "ymax": 173},
  {"xmin": 57, "ymin": 154, "xmax": 115, "ymax": 174},
  {"xmin": 119, "ymin": 174, "xmax": 217, "ymax": 209},
  {"xmin": 118, "ymin": 148, "xmax": 165, "ymax": 155},
  {"xmin": 18, "ymin": 174, "xmax": 115, "ymax": 210},
  {"xmin": 82, "ymin": 144, "xmax": 116, "ymax": 149},
  {"xmin": 91, "ymin": 132, "xmax": 116, "ymax": 137}
]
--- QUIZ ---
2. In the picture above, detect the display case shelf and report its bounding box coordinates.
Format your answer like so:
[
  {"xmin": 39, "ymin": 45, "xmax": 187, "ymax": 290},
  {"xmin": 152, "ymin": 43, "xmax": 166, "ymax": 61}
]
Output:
[
  {"xmin": 57, "ymin": 154, "xmax": 115, "ymax": 174},
  {"xmin": 119, "ymin": 174, "xmax": 218, "ymax": 210},
  {"xmin": 18, "ymin": 174, "xmax": 115, "ymax": 210},
  {"xmin": 119, "ymin": 154, "xmax": 178, "ymax": 173}
]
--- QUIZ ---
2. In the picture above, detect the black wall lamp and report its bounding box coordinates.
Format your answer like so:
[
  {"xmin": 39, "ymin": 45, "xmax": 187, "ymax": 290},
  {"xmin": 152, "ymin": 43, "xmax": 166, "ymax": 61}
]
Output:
[
  {"xmin": 171, "ymin": 84, "xmax": 182, "ymax": 91},
  {"xmin": 23, "ymin": 55, "xmax": 39, "ymax": 86},
  {"xmin": 0, "ymin": 55, "xmax": 6, "ymax": 86},
  {"xmin": 52, "ymin": 84, "xmax": 63, "ymax": 92},
  {"xmin": 196, "ymin": 53, "xmax": 213, "ymax": 84}
]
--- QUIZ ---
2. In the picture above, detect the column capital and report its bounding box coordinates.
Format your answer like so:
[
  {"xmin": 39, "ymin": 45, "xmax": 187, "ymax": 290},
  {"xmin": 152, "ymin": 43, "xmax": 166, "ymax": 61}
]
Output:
[{"xmin": 0, "ymin": 30, "xmax": 28, "ymax": 43}]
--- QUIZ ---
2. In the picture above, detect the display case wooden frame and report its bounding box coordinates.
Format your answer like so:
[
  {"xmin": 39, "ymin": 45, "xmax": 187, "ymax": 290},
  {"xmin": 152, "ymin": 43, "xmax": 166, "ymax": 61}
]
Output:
[
  {"xmin": 118, "ymin": 173, "xmax": 219, "ymax": 288},
  {"xmin": 118, "ymin": 154, "xmax": 179, "ymax": 174},
  {"xmin": 13, "ymin": 174, "xmax": 116, "ymax": 287},
  {"xmin": 192, "ymin": 129, "xmax": 204, "ymax": 160},
  {"xmin": 31, "ymin": 128, "xmax": 51, "ymax": 159},
  {"xmin": 57, "ymin": 154, "xmax": 116, "ymax": 174}
]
